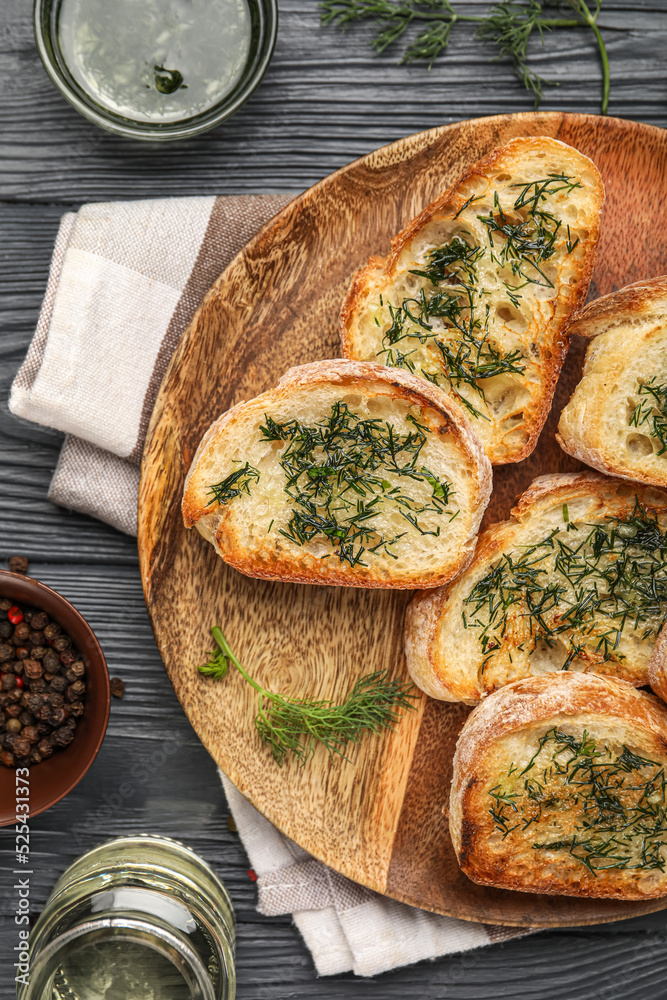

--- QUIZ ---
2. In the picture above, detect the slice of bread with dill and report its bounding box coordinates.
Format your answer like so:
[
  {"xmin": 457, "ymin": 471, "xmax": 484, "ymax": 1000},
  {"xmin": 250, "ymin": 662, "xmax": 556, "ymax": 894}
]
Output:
[
  {"xmin": 558, "ymin": 276, "xmax": 667, "ymax": 488},
  {"xmin": 340, "ymin": 135, "xmax": 604, "ymax": 465},
  {"xmin": 450, "ymin": 672, "xmax": 667, "ymax": 900},
  {"xmin": 405, "ymin": 472, "xmax": 667, "ymax": 703},
  {"xmin": 182, "ymin": 360, "xmax": 492, "ymax": 589}
]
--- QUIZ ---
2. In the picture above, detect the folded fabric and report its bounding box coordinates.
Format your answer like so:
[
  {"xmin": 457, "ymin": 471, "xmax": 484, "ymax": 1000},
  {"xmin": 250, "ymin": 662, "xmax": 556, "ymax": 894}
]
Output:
[{"xmin": 9, "ymin": 195, "xmax": 534, "ymax": 976}]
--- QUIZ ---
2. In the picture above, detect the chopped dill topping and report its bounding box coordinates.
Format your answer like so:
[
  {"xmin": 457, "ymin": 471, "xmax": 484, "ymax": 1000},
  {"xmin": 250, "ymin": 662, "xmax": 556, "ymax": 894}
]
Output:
[
  {"xmin": 206, "ymin": 462, "xmax": 260, "ymax": 506},
  {"xmin": 488, "ymin": 727, "xmax": 667, "ymax": 875},
  {"xmin": 372, "ymin": 174, "xmax": 581, "ymax": 420},
  {"xmin": 629, "ymin": 377, "xmax": 667, "ymax": 455},
  {"xmin": 259, "ymin": 402, "xmax": 458, "ymax": 567},
  {"xmin": 463, "ymin": 498, "xmax": 667, "ymax": 670}
]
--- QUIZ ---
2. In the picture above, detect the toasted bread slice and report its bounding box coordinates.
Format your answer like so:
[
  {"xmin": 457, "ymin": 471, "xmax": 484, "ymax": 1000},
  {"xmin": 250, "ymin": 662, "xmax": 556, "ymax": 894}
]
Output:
[
  {"xmin": 405, "ymin": 472, "xmax": 667, "ymax": 703},
  {"xmin": 340, "ymin": 136, "xmax": 604, "ymax": 465},
  {"xmin": 450, "ymin": 673, "xmax": 667, "ymax": 900},
  {"xmin": 558, "ymin": 276, "xmax": 667, "ymax": 488},
  {"xmin": 182, "ymin": 360, "xmax": 492, "ymax": 589}
]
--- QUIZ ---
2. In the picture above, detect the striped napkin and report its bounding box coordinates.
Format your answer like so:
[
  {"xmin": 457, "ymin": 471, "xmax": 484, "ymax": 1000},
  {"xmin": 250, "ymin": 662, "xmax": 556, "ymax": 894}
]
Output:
[{"xmin": 8, "ymin": 195, "xmax": 533, "ymax": 976}]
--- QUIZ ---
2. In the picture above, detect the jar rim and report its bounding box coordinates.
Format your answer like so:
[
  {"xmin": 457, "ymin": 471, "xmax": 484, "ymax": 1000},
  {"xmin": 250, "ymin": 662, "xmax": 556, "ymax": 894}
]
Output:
[{"xmin": 32, "ymin": 0, "xmax": 278, "ymax": 141}]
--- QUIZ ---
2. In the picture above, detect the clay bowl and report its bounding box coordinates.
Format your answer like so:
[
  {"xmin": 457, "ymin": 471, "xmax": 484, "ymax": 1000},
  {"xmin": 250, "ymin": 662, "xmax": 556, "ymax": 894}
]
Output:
[{"xmin": 0, "ymin": 571, "xmax": 110, "ymax": 825}]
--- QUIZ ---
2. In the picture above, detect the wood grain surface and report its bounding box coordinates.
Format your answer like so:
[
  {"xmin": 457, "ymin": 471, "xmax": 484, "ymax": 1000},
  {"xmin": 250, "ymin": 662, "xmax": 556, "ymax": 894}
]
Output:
[{"xmin": 139, "ymin": 111, "xmax": 667, "ymax": 926}]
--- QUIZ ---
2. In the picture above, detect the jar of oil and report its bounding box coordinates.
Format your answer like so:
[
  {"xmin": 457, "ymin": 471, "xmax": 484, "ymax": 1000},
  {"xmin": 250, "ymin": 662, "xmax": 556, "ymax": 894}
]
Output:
[{"xmin": 19, "ymin": 836, "xmax": 235, "ymax": 1000}]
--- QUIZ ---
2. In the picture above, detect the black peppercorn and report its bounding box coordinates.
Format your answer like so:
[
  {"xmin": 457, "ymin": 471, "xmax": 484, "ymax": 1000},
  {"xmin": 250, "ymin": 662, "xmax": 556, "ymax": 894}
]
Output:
[
  {"xmin": 60, "ymin": 649, "xmax": 75, "ymax": 666},
  {"xmin": 1, "ymin": 674, "xmax": 16, "ymax": 691},
  {"xmin": 48, "ymin": 692, "xmax": 64, "ymax": 708},
  {"xmin": 36, "ymin": 739, "xmax": 53, "ymax": 758},
  {"xmin": 13, "ymin": 623, "xmax": 30, "ymax": 642},
  {"xmin": 49, "ymin": 707, "xmax": 68, "ymax": 727},
  {"xmin": 49, "ymin": 675, "xmax": 67, "ymax": 693},
  {"xmin": 43, "ymin": 622, "xmax": 61, "ymax": 641},
  {"xmin": 69, "ymin": 701, "xmax": 84, "ymax": 717},
  {"xmin": 28, "ymin": 749, "xmax": 42, "ymax": 764},
  {"xmin": 30, "ymin": 646, "xmax": 47, "ymax": 661},
  {"xmin": 42, "ymin": 651, "xmax": 60, "ymax": 672},
  {"xmin": 15, "ymin": 646, "xmax": 30, "ymax": 661},
  {"xmin": 30, "ymin": 612, "xmax": 48, "ymax": 631},
  {"xmin": 28, "ymin": 631, "xmax": 44, "ymax": 646},
  {"xmin": 0, "ymin": 621, "xmax": 11, "ymax": 639},
  {"xmin": 1, "ymin": 749, "xmax": 14, "ymax": 766},
  {"xmin": 0, "ymin": 643, "xmax": 13, "ymax": 662},
  {"xmin": 53, "ymin": 727, "xmax": 74, "ymax": 748},
  {"xmin": 24, "ymin": 660, "xmax": 43, "ymax": 680},
  {"xmin": 21, "ymin": 726, "xmax": 39, "ymax": 744},
  {"xmin": 9, "ymin": 556, "xmax": 29, "ymax": 574},
  {"xmin": 18, "ymin": 711, "xmax": 33, "ymax": 727},
  {"xmin": 53, "ymin": 635, "xmax": 72, "ymax": 651},
  {"xmin": 70, "ymin": 661, "xmax": 86, "ymax": 678},
  {"xmin": 28, "ymin": 678, "xmax": 46, "ymax": 693},
  {"xmin": 12, "ymin": 737, "xmax": 30, "ymax": 757}
]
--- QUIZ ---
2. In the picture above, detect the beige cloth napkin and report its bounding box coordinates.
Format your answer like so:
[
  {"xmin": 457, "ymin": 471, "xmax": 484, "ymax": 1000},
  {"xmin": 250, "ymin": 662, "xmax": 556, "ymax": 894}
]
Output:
[{"xmin": 9, "ymin": 196, "xmax": 533, "ymax": 977}]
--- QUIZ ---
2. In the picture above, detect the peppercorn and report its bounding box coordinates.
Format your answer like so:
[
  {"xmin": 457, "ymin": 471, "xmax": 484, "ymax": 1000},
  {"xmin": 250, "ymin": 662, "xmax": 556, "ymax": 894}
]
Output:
[
  {"xmin": 21, "ymin": 726, "xmax": 38, "ymax": 744},
  {"xmin": 8, "ymin": 688, "xmax": 22, "ymax": 703},
  {"xmin": 53, "ymin": 635, "xmax": 72, "ymax": 651},
  {"xmin": 28, "ymin": 749, "xmax": 42, "ymax": 764},
  {"xmin": 0, "ymin": 622, "xmax": 11, "ymax": 639},
  {"xmin": 30, "ymin": 612, "xmax": 48, "ymax": 631},
  {"xmin": 8, "ymin": 556, "xmax": 29, "ymax": 574},
  {"xmin": 36, "ymin": 721, "xmax": 50, "ymax": 736},
  {"xmin": 42, "ymin": 651, "xmax": 60, "ymax": 672},
  {"xmin": 18, "ymin": 711, "xmax": 33, "ymax": 727},
  {"xmin": 70, "ymin": 661, "xmax": 86, "ymax": 678},
  {"xmin": 0, "ymin": 599, "xmax": 13, "ymax": 612},
  {"xmin": 49, "ymin": 707, "xmax": 68, "ymax": 727},
  {"xmin": 15, "ymin": 677, "xmax": 23, "ymax": 689},
  {"xmin": 28, "ymin": 631, "xmax": 44, "ymax": 646},
  {"xmin": 6, "ymin": 718, "xmax": 21, "ymax": 733},
  {"xmin": 24, "ymin": 660, "xmax": 43, "ymax": 680},
  {"xmin": 7, "ymin": 606, "xmax": 23, "ymax": 625},
  {"xmin": 36, "ymin": 704, "xmax": 52, "ymax": 722},
  {"xmin": 0, "ymin": 643, "xmax": 13, "ymax": 663},
  {"xmin": 0, "ymin": 750, "xmax": 14, "ymax": 766},
  {"xmin": 5, "ymin": 703, "xmax": 21, "ymax": 718},
  {"xmin": 28, "ymin": 678, "xmax": 46, "ymax": 693},
  {"xmin": 49, "ymin": 675, "xmax": 67, "ymax": 693},
  {"xmin": 48, "ymin": 692, "xmax": 64, "ymax": 708},
  {"xmin": 14, "ymin": 623, "xmax": 30, "ymax": 642},
  {"xmin": 43, "ymin": 622, "xmax": 61, "ymax": 641},
  {"xmin": 1, "ymin": 674, "xmax": 16, "ymax": 691},
  {"xmin": 37, "ymin": 738, "xmax": 53, "ymax": 758},
  {"xmin": 53, "ymin": 727, "xmax": 74, "ymax": 748},
  {"xmin": 60, "ymin": 649, "xmax": 75, "ymax": 667},
  {"xmin": 13, "ymin": 737, "xmax": 30, "ymax": 758},
  {"xmin": 69, "ymin": 701, "xmax": 84, "ymax": 717},
  {"xmin": 15, "ymin": 646, "xmax": 29, "ymax": 661},
  {"xmin": 30, "ymin": 646, "xmax": 47, "ymax": 661},
  {"xmin": 68, "ymin": 680, "xmax": 85, "ymax": 699}
]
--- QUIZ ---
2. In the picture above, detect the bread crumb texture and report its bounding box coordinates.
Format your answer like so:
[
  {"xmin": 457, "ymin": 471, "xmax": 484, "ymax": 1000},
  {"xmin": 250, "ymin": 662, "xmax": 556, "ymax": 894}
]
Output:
[
  {"xmin": 558, "ymin": 275, "xmax": 667, "ymax": 488},
  {"xmin": 450, "ymin": 673, "xmax": 667, "ymax": 899},
  {"xmin": 182, "ymin": 360, "xmax": 492, "ymax": 589},
  {"xmin": 341, "ymin": 136, "xmax": 604, "ymax": 465},
  {"xmin": 405, "ymin": 472, "xmax": 667, "ymax": 701}
]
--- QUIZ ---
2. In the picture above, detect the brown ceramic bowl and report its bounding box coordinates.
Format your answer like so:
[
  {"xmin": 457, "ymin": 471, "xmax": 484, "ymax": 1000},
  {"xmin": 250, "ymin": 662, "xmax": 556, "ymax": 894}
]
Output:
[{"xmin": 0, "ymin": 570, "xmax": 110, "ymax": 825}]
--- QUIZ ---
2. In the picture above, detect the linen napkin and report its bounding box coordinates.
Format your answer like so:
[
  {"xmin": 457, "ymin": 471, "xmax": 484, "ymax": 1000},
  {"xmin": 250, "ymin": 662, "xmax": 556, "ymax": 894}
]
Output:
[{"xmin": 9, "ymin": 196, "xmax": 534, "ymax": 977}]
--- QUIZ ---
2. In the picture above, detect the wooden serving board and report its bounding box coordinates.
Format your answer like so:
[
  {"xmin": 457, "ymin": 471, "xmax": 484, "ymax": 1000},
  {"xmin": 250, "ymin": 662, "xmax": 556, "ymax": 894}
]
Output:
[{"xmin": 138, "ymin": 112, "xmax": 667, "ymax": 927}]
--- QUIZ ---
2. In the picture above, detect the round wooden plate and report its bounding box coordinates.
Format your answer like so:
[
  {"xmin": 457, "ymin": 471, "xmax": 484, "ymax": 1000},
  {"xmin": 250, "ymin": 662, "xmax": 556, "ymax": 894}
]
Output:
[{"xmin": 139, "ymin": 112, "xmax": 667, "ymax": 927}]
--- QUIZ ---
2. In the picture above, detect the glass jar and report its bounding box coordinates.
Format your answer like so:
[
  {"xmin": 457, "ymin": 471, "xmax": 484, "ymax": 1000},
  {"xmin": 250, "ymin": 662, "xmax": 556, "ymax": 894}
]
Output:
[
  {"xmin": 18, "ymin": 836, "xmax": 235, "ymax": 1000},
  {"xmin": 33, "ymin": 0, "xmax": 278, "ymax": 141}
]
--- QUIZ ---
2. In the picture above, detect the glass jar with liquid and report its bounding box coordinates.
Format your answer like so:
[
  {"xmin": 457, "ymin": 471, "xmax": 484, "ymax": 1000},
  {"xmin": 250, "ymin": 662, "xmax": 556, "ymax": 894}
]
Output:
[
  {"xmin": 18, "ymin": 836, "xmax": 235, "ymax": 1000},
  {"xmin": 33, "ymin": 0, "xmax": 277, "ymax": 140}
]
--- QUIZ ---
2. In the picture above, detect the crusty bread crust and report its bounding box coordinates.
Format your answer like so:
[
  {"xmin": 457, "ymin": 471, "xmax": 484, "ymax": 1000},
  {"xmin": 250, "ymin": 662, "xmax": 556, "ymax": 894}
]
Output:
[
  {"xmin": 182, "ymin": 359, "xmax": 492, "ymax": 589},
  {"xmin": 450, "ymin": 673, "xmax": 667, "ymax": 899},
  {"xmin": 340, "ymin": 136, "xmax": 604, "ymax": 466},
  {"xmin": 558, "ymin": 276, "xmax": 667, "ymax": 489},
  {"xmin": 405, "ymin": 472, "xmax": 667, "ymax": 701}
]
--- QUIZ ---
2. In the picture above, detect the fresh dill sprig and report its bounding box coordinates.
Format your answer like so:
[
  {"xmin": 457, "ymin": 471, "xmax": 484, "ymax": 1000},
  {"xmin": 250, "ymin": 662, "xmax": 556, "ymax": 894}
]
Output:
[
  {"xmin": 629, "ymin": 377, "xmax": 667, "ymax": 456},
  {"xmin": 198, "ymin": 626, "xmax": 419, "ymax": 766},
  {"xmin": 206, "ymin": 462, "xmax": 260, "ymax": 507},
  {"xmin": 320, "ymin": 0, "xmax": 617, "ymax": 114},
  {"xmin": 489, "ymin": 727, "xmax": 667, "ymax": 874}
]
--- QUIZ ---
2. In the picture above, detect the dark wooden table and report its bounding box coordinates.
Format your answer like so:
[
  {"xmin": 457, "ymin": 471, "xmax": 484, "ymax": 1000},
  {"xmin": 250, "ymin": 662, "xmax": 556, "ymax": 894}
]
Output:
[{"xmin": 2, "ymin": 2, "xmax": 667, "ymax": 996}]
